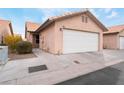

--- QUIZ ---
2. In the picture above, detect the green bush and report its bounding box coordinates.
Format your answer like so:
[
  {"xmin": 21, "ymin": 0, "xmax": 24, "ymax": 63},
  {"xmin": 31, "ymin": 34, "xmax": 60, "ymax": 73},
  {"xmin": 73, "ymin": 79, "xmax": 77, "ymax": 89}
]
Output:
[
  {"xmin": 4, "ymin": 35, "xmax": 22, "ymax": 53},
  {"xmin": 16, "ymin": 41, "xmax": 32, "ymax": 54}
]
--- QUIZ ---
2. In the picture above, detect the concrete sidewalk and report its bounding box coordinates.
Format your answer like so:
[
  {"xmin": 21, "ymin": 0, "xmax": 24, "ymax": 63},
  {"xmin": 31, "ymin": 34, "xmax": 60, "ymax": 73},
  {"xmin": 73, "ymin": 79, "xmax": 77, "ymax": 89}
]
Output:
[{"xmin": 0, "ymin": 49, "xmax": 124, "ymax": 84}]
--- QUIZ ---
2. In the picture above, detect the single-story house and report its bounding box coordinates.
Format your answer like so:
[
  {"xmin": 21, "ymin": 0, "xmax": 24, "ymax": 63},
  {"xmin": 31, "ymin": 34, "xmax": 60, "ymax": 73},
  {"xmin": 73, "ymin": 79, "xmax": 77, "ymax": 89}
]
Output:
[
  {"xmin": 25, "ymin": 22, "xmax": 40, "ymax": 48},
  {"xmin": 103, "ymin": 25, "xmax": 124, "ymax": 49},
  {"xmin": 35, "ymin": 10, "xmax": 108, "ymax": 54},
  {"xmin": 0, "ymin": 19, "xmax": 13, "ymax": 43}
]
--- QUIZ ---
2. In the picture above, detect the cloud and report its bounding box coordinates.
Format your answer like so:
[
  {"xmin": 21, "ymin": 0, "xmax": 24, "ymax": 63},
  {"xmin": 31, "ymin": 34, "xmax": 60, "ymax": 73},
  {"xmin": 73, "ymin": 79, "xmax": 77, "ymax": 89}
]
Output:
[
  {"xmin": 107, "ymin": 11, "xmax": 118, "ymax": 19},
  {"xmin": 89, "ymin": 8, "xmax": 99, "ymax": 18},
  {"xmin": 38, "ymin": 8, "xmax": 82, "ymax": 22},
  {"xmin": 24, "ymin": 16, "xmax": 33, "ymax": 21},
  {"xmin": 97, "ymin": 8, "xmax": 112, "ymax": 14}
]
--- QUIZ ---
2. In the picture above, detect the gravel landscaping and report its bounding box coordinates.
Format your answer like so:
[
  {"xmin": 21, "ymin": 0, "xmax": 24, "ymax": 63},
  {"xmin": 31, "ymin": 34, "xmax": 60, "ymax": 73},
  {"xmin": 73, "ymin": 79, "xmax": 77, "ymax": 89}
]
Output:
[{"xmin": 9, "ymin": 53, "xmax": 37, "ymax": 61}]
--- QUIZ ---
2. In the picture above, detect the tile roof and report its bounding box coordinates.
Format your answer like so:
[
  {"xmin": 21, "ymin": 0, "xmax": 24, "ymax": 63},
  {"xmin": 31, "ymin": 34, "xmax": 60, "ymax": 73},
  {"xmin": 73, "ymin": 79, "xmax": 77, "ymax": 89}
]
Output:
[
  {"xmin": 104, "ymin": 24, "xmax": 124, "ymax": 34},
  {"xmin": 0, "ymin": 19, "xmax": 10, "ymax": 25},
  {"xmin": 49, "ymin": 11, "xmax": 83, "ymax": 21},
  {"xmin": 26, "ymin": 22, "xmax": 41, "ymax": 32},
  {"xmin": 36, "ymin": 10, "xmax": 108, "ymax": 32},
  {"xmin": 0, "ymin": 19, "xmax": 13, "ymax": 35}
]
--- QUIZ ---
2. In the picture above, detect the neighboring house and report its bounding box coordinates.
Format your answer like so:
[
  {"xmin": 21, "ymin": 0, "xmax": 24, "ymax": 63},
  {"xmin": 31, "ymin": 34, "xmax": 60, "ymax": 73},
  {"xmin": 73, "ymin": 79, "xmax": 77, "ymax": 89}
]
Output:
[
  {"xmin": 25, "ymin": 22, "xmax": 40, "ymax": 48},
  {"xmin": 35, "ymin": 10, "xmax": 108, "ymax": 54},
  {"xmin": 0, "ymin": 19, "xmax": 13, "ymax": 43},
  {"xmin": 103, "ymin": 24, "xmax": 124, "ymax": 49}
]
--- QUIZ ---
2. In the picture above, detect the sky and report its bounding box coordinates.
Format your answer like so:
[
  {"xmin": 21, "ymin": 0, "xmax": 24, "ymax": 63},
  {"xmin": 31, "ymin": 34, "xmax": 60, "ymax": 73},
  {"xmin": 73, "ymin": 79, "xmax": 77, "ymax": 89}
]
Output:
[{"xmin": 0, "ymin": 8, "xmax": 124, "ymax": 36}]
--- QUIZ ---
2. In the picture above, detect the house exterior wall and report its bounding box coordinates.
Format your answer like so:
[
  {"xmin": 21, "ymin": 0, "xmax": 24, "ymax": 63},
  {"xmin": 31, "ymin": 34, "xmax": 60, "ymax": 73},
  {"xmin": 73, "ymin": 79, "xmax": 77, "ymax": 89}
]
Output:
[
  {"xmin": 0, "ymin": 24, "xmax": 12, "ymax": 43},
  {"xmin": 103, "ymin": 33, "xmax": 119, "ymax": 49},
  {"xmin": 54, "ymin": 13, "xmax": 104, "ymax": 54},
  {"xmin": 26, "ymin": 32, "xmax": 33, "ymax": 43},
  {"xmin": 119, "ymin": 30, "xmax": 124, "ymax": 36},
  {"xmin": 39, "ymin": 23, "xmax": 56, "ymax": 54}
]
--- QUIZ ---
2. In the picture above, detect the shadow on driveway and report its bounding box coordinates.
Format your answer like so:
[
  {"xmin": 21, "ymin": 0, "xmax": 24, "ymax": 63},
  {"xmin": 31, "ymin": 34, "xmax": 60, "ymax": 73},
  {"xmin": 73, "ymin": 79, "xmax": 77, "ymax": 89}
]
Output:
[{"xmin": 56, "ymin": 65, "xmax": 121, "ymax": 85}]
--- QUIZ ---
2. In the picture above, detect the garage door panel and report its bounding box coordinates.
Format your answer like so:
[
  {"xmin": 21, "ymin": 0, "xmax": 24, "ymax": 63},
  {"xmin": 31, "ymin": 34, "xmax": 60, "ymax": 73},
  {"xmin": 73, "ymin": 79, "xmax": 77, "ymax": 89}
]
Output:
[
  {"xmin": 63, "ymin": 29, "xmax": 99, "ymax": 54},
  {"xmin": 120, "ymin": 37, "xmax": 124, "ymax": 49}
]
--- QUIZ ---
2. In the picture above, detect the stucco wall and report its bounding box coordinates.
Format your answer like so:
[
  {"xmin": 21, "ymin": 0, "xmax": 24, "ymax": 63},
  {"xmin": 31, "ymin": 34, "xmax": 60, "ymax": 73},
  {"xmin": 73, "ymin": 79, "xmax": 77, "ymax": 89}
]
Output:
[
  {"xmin": 26, "ymin": 32, "xmax": 33, "ymax": 43},
  {"xmin": 54, "ymin": 13, "xmax": 104, "ymax": 54},
  {"xmin": 119, "ymin": 30, "xmax": 124, "ymax": 36},
  {"xmin": 103, "ymin": 33, "xmax": 119, "ymax": 49},
  {"xmin": 0, "ymin": 24, "xmax": 12, "ymax": 43},
  {"xmin": 39, "ymin": 23, "xmax": 56, "ymax": 54}
]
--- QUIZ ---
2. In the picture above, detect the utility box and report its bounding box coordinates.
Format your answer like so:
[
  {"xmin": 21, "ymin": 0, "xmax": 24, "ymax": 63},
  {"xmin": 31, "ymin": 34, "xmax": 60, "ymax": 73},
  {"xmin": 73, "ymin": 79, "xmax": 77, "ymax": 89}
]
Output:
[{"xmin": 0, "ymin": 46, "xmax": 8, "ymax": 65}]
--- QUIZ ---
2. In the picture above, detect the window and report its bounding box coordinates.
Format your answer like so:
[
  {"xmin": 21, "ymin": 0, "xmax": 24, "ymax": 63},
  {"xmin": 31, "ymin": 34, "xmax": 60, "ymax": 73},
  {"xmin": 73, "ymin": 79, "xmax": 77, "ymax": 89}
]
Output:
[
  {"xmin": 82, "ymin": 16, "xmax": 88, "ymax": 23},
  {"xmin": 82, "ymin": 16, "xmax": 84, "ymax": 22},
  {"xmin": 85, "ymin": 17, "xmax": 88, "ymax": 23}
]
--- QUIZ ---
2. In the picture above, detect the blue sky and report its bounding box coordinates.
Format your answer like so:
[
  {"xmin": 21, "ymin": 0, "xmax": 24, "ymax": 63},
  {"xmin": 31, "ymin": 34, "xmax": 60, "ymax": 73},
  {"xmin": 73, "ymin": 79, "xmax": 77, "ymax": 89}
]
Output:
[{"xmin": 0, "ymin": 8, "xmax": 124, "ymax": 36}]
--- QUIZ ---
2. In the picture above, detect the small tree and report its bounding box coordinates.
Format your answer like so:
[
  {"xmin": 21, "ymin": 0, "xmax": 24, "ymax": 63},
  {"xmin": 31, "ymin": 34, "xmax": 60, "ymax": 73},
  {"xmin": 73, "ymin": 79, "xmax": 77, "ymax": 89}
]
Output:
[{"xmin": 4, "ymin": 35, "xmax": 22, "ymax": 53}]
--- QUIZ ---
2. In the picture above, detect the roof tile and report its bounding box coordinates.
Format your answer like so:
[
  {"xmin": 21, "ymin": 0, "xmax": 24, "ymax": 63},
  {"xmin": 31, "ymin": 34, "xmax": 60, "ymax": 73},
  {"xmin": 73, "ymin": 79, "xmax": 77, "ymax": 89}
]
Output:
[
  {"xmin": 0, "ymin": 19, "xmax": 10, "ymax": 25},
  {"xmin": 36, "ymin": 10, "xmax": 108, "ymax": 32},
  {"xmin": 26, "ymin": 22, "xmax": 40, "ymax": 32},
  {"xmin": 104, "ymin": 25, "xmax": 124, "ymax": 34}
]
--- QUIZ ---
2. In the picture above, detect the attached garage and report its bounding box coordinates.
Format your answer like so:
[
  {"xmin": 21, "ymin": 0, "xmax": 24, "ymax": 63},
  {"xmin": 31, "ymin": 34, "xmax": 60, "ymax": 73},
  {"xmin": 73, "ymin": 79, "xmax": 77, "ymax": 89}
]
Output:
[
  {"xmin": 63, "ymin": 29, "xmax": 99, "ymax": 54},
  {"xmin": 36, "ymin": 10, "xmax": 107, "ymax": 54},
  {"xmin": 103, "ymin": 25, "xmax": 124, "ymax": 50},
  {"xmin": 120, "ymin": 37, "xmax": 124, "ymax": 49}
]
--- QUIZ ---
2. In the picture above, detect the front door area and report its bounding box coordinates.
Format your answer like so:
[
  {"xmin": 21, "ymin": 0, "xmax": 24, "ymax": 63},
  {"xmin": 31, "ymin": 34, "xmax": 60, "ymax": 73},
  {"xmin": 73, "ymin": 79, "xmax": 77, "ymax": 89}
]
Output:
[{"xmin": 33, "ymin": 34, "xmax": 39, "ymax": 48}]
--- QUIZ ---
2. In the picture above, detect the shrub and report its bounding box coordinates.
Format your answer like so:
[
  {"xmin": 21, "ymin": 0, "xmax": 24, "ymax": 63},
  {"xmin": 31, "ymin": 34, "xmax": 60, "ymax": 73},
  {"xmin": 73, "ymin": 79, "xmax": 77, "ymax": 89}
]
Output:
[
  {"xmin": 4, "ymin": 35, "xmax": 22, "ymax": 52},
  {"xmin": 16, "ymin": 41, "xmax": 32, "ymax": 54}
]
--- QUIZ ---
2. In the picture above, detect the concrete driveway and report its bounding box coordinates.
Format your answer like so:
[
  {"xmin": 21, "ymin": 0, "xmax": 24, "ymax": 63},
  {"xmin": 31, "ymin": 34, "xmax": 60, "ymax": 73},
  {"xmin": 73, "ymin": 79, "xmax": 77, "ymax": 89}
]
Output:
[
  {"xmin": 0, "ymin": 49, "xmax": 124, "ymax": 84},
  {"xmin": 57, "ymin": 62, "xmax": 124, "ymax": 85}
]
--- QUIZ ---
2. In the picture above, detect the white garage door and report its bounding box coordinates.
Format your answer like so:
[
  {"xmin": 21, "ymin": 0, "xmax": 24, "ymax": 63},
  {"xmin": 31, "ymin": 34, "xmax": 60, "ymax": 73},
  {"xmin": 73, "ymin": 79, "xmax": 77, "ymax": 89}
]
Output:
[
  {"xmin": 63, "ymin": 29, "xmax": 99, "ymax": 54},
  {"xmin": 120, "ymin": 37, "xmax": 124, "ymax": 49}
]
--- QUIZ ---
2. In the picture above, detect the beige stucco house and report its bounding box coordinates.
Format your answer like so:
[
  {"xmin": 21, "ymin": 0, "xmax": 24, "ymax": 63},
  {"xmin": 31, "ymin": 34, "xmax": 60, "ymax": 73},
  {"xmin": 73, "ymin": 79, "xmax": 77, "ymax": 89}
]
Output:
[
  {"xmin": 35, "ymin": 10, "xmax": 107, "ymax": 54},
  {"xmin": 25, "ymin": 22, "xmax": 40, "ymax": 48},
  {"xmin": 0, "ymin": 19, "xmax": 13, "ymax": 43},
  {"xmin": 103, "ymin": 24, "xmax": 124, "ymax": 49}
]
